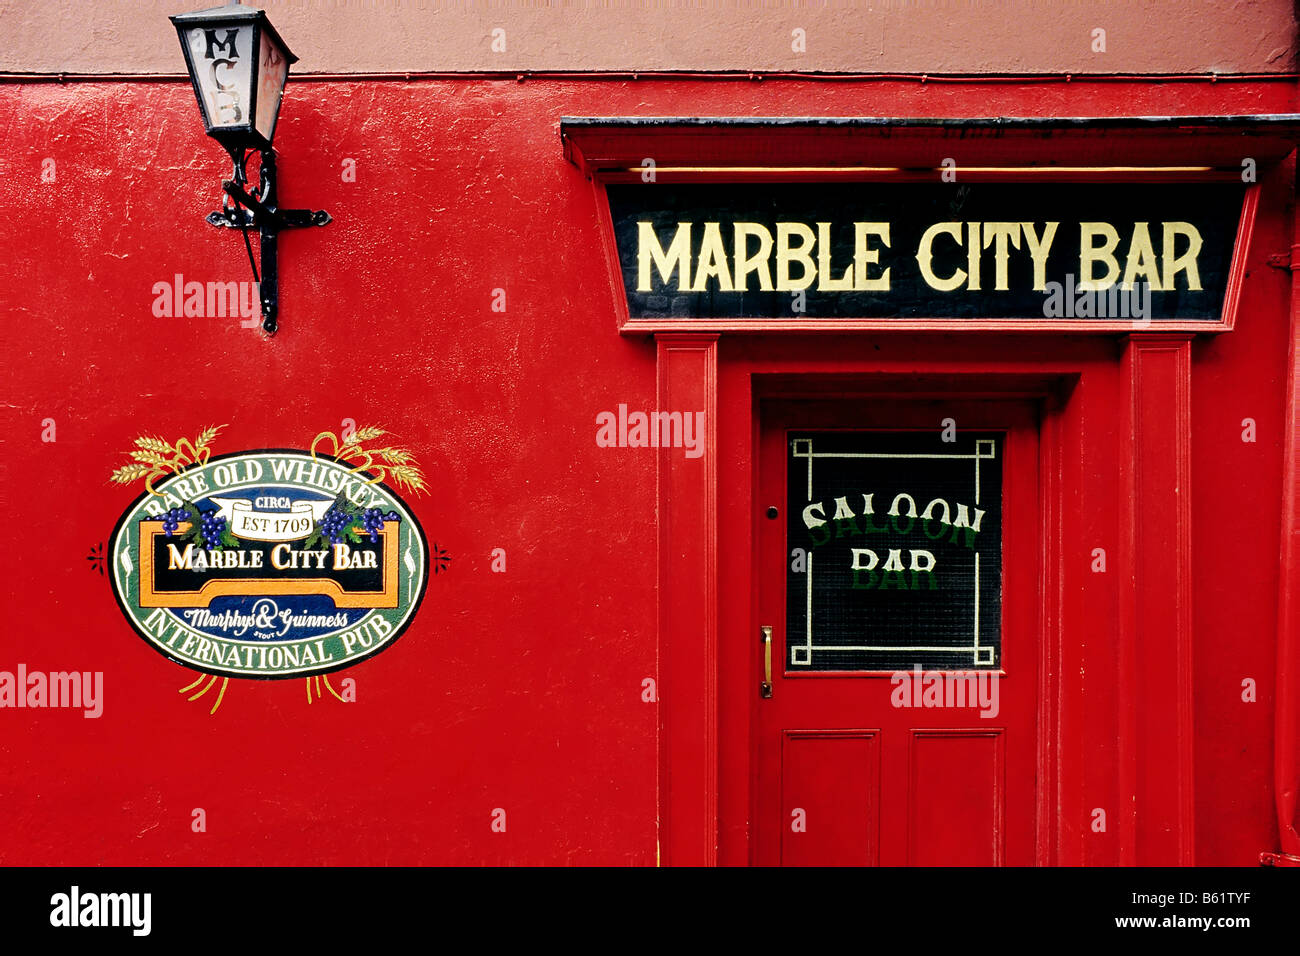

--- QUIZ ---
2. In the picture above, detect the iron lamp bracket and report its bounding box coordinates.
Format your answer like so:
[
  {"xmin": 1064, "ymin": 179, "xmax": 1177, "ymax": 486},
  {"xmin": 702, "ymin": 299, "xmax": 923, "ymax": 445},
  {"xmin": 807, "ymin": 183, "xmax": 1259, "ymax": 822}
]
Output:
[{"xmin": 204, "ymin": 147, "xmax": 330, "ymax": 335}]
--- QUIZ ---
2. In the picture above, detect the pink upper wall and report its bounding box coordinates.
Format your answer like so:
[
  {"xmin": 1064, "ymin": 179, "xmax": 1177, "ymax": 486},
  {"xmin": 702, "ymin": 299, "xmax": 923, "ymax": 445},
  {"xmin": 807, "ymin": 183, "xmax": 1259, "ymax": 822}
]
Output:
[{"xmin": 1, "ymin": 0, "xmax": 1295, "ymax": 76}]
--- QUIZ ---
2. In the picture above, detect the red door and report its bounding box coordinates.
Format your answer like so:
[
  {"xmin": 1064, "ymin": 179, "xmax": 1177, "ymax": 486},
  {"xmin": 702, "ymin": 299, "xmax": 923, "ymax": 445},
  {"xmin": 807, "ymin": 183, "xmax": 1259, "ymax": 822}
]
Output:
[{"xmin": 754, "ymin": 399, "xmax": 1040, "ymax": 866}]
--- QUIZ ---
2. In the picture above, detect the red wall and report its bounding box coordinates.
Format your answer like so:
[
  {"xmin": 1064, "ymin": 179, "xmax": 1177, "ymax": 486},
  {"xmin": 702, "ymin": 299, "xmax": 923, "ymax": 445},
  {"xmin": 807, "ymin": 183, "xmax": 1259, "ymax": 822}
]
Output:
[{"xmin": 0, "ymin": 77, "xmax": 1292, "ymax": 864}]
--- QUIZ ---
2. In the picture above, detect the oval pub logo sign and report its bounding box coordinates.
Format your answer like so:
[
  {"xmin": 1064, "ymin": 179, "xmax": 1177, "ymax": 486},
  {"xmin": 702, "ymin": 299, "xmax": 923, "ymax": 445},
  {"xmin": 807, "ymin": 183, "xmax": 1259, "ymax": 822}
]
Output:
[{"xmin": 110, "ymin": 435, "xmax": 429, "ymax": 683}]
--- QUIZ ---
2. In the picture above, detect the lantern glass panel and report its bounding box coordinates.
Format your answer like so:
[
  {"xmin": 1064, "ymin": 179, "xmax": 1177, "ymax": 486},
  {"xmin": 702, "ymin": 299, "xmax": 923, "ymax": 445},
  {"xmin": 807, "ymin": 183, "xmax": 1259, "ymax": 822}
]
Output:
[
  {"xmin": 184, "ymin": 23, "xmax": 256, "ymax": 132},
  {"xmin": 254, "ymin": 30, "xmax": 290, "ymax": 143}
]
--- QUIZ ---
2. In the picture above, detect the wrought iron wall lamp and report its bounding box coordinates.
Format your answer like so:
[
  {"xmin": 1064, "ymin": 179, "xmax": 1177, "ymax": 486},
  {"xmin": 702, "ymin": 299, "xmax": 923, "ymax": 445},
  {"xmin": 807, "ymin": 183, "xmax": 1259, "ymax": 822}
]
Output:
[{"xmin": 171, "ymin": 2, "xmax": 330, "ymax": 335}]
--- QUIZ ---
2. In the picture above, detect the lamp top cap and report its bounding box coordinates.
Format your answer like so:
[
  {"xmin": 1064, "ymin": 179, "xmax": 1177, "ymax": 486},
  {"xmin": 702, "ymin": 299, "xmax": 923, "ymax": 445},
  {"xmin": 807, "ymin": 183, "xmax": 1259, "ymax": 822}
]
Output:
[{"xmin": 169, "ymin": 3, "xmax": 298, "ymax": 65}]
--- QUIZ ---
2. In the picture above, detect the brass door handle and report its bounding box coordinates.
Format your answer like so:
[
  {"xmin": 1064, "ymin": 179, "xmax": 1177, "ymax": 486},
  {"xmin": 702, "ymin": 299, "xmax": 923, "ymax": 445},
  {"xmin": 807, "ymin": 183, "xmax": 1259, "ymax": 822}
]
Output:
[{"xmin": 760, "ymin": 626, "xmax": 773, "ymax": 698}]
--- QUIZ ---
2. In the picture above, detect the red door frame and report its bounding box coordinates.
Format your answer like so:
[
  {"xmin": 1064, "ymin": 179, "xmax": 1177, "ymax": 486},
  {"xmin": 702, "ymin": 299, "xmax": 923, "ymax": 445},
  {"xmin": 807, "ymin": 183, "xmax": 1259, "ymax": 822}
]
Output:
[{"xmin": 656, "ymin": 333, "xmax": 1197, "ymax": 866}]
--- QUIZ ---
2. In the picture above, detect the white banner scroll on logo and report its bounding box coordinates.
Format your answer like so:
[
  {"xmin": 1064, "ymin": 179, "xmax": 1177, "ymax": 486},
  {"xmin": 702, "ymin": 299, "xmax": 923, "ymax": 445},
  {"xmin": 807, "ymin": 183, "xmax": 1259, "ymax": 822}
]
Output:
[{"xmin": 207, "ymin": 497, "xmax": 332, "ymax": 542}]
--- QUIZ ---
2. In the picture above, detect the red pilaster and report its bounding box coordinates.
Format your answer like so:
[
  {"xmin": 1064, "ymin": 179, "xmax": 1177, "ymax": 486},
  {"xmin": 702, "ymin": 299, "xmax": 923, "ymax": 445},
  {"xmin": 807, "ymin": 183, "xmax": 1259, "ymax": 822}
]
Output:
[
  {"xmin": 1117, "ymin": 334, "xmax": 1196, "ymax": 865},
  {"xmin": 656, "ymin": 333, "xmax": 719, "ymax": 866},
  {"xmin": 1271, "ymin": 155, "xmax": 1300, "ymax": 863}
]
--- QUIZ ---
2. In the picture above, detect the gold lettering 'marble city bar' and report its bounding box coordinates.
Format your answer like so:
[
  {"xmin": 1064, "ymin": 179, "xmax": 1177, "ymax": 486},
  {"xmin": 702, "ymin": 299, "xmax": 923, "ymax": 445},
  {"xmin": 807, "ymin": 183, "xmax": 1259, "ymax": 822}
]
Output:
[
  {"xmin": 604, "ymin": 181, "xmax": 1246, "ymax": 322},
  {"xmin": 637, "ymin": 219, "xmax": 1204, "ymax": 293}
]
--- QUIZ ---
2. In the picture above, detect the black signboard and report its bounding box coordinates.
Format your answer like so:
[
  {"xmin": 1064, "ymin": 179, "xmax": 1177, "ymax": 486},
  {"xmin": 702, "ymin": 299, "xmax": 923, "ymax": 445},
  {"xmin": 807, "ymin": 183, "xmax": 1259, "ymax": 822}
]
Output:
[
  {"xmin": 786, "ymin": 431, "xmax": 1003, "ymax": 672},
  {"xmin": 608, "ymin": 182, "xmax": 1244, "ymax": 321}
]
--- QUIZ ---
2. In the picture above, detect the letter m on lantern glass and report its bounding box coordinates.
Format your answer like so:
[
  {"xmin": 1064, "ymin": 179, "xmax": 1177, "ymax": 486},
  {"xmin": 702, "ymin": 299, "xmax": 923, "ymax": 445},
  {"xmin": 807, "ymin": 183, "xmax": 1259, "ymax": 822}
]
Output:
[{"xmin": 188, "ymin": 25, "xmax": 254, "ymax": 127}]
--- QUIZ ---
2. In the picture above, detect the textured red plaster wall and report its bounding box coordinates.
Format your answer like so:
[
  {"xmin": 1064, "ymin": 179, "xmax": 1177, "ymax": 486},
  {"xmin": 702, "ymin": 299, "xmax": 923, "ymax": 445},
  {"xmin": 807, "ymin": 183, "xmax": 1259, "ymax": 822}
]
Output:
[{"xmin": 0, "ymin": 76, "xmax": 1292, "ymax": 863}]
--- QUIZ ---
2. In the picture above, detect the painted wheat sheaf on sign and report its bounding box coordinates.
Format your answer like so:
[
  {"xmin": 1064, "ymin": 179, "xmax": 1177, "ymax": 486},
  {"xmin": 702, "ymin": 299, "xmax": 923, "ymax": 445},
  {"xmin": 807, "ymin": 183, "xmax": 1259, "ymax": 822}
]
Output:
[
  {"xmin": 110, "ymin": 425, "xmax": 226, "ymax": 496},
  {"xmin": 309, "ymin": 425, "xmax": 428, "ymax": 494}
]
